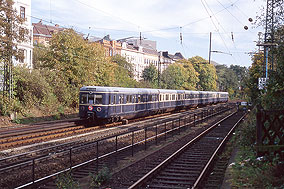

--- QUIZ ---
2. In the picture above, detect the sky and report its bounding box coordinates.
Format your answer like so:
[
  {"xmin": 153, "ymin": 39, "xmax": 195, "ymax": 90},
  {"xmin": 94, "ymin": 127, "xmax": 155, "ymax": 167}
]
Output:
[{"xmin": 31, "ymin": 0, "xmax": 267, "ymax": 68}]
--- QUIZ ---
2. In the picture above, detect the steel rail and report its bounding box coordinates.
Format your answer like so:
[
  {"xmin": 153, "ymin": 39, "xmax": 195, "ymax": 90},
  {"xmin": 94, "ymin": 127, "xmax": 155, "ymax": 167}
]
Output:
[
  {"xmin": 128, "ymin": 111, "xmax": 240, "ymax": 189},
  {"xmin": 14, "ymin": 106, "xmax": 229, "ymax": 188}
]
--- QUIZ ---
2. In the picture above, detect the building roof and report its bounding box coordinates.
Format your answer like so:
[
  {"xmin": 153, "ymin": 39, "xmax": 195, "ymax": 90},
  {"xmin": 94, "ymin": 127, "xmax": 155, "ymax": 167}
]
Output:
[
  {"xmin": 33, "ymin": 21, "xmax": 63, "ymax": 37},
  {"xmin": 143, "ymin": 48, "xmax": 159, "ymax": 56},
  {"xmin": 174, "ymin": 52, "xmax": 184, "ymax": 59}
]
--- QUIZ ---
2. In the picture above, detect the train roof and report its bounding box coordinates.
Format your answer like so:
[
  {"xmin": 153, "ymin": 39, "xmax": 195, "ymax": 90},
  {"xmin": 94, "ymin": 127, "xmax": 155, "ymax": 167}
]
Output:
[
  {"xmin": 80, "ymin": 86, "xmax": 159, "ymax": 94},
  {"xmin": 80, "ymin": 86, "xmax": 227, "ymax": 94}
]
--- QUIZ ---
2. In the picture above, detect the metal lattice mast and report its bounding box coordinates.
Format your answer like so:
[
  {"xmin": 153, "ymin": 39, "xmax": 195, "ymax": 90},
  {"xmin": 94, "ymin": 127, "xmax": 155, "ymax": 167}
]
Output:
[
  {"xmin": 2, "ymin": 17, "xmax": 13, "ymax": 100},
  {"xmin": 263, "ymin": 0, "xmax": 275, "ymax": 78}
]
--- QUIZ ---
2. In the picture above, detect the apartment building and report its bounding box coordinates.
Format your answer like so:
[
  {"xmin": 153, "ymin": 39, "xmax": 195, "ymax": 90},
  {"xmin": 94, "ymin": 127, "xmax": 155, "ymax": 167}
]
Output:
[{"xmin": 13, "ymin": 0, "xmax": 33, "ymax": 69}]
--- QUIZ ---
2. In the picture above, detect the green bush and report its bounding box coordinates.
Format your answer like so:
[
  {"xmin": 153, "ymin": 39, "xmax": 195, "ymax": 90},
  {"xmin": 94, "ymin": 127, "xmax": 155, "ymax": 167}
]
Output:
[
  {"xmin": 90, "ymin": 166, "xmax": 112, "ymax": 188},
  {"xmin": 56, "ymin": 171, "xmax": 79, "ymax": 189},
  {"xmin": 231, "ymin": 109, "xmax": 284, "ymax": 188}
]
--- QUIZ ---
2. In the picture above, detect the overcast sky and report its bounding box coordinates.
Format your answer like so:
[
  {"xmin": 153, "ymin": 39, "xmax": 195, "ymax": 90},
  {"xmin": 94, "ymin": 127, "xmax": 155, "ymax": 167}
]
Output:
[{"xmin": 31, "ymin": 0, "xmax": 266, "ymax": 68}]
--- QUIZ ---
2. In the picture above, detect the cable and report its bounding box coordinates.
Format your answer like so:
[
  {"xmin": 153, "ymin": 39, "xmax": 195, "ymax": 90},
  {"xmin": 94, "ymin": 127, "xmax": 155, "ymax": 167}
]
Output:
[
  {"xmin": 201, "ymin": 0, "xmax": 240, "ymax": 65},
  {"xmin": 71, "ymin": 0, "xmax": 140, "ymax": 29},
  {"xmin": 215, "ymin": 0, "xmax": 245, "ymax": 27}
]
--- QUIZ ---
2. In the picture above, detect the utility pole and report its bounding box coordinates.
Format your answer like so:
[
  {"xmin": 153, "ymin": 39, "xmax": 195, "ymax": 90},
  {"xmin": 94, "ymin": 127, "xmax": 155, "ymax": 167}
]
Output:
[
  {"xmin": 158, "ymin": 54, "xmax": 161, "ymax": 88},
  {"xmin": 263, "ymin": 0, "xmax": 275, "ymax": 78},
  {"xmin": 257, "ymin": 0, "xmax": 276, "ymax": 89},
  {"xmin": 208, "ymin": 32, "xmax": 212, "ymax": 64},
  {"xmin": 3, "ymin": 17, "xmax": 13, "ymax": 100}
]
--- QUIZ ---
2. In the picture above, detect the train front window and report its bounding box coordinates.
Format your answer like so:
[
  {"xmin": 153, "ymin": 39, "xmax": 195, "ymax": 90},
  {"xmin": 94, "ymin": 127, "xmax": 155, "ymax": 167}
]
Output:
[
  {"xmin": 88, "ymin": 94, "xmax": 95, "ymax": 104},
  {"xmin": 95, "ymin": 95, "xmax": 103, "ymax": 104},
  {"xmin": 81, "ymin": 94, "xmax": 87, "ymax": 104}
]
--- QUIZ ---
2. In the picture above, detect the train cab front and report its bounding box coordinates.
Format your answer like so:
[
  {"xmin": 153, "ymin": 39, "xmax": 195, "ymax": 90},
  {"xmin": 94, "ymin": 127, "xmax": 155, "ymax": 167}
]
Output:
[{"xmin": 79, "ymin": 90, "xmax": 104, "ymax": 123}]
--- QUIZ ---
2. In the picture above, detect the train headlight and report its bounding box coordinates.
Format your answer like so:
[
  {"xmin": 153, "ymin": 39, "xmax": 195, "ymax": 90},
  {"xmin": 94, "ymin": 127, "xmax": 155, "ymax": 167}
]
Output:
[
  {"xmin": 97, "ymin": 107, "xmax": 102, "ymax": 112},
  {"xmin": 88, "ymin": 105, "xmax": 93, "ymax": 111}
]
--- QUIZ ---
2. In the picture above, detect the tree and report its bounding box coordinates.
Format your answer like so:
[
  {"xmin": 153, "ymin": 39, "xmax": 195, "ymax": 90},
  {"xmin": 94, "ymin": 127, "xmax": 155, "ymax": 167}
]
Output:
[
  {"xmin": 215, "ymin": 64, "xmax": 238, "ymax": 98},
  {"xmin": 189, "ymin": 56, "xmax": 218, "ymax": 91},
  {"xmin": 111, "ymin": 55, "xmax": 134, "ymax": 78},
  {"xmin": 33, "ymin": 44, "xmax": 48, "ymax": 69},
  {"xmin": 0, "ymin": 0, "xmax": 29, "ymax": 99},
  {"xmin": 178, "ymin": 59, "xmax": 199, "ymax": 90},
  {"xmin": 245, "ymin": 52, "xmax": 263, "ymax": 104},
  {"xmin": 260, "ymin": 28, "xmax": 284, "ymax": 109},
  {"xmin": 142, "ymin": 63, "xmax": 159, "ymax": 88},
  {"xmin": 40, "ymin": 29, "xmax": 115, "ymax": 107},
  {"xmin": 161, "ymin": 64, "xmax": 189, "ymax": 90}
]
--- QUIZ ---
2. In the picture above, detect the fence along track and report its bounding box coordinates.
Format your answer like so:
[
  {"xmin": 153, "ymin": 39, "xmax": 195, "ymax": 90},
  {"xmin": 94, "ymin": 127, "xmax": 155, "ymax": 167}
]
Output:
[
  {"xmin": 129, "ymin": 111, "xmax": 245, "ymax": 189},
  {"xmin": 10, "ymin": 106, "xmax": 230, "ymax": 188}
]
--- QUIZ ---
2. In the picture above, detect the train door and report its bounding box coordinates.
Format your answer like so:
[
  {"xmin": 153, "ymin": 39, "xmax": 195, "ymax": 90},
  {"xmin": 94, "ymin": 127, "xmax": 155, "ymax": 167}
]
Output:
[
  {"xmin": 113, "ymin": 95, "xmax": 117, "ymax": 114},
  {"xmin": 118, "ymin": 95, "xmax": 123, "ymax": 113}
]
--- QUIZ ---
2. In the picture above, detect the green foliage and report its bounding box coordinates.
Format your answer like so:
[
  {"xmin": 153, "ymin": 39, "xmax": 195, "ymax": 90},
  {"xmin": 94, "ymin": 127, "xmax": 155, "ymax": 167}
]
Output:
[
  {"xmin": 260, "ymin": 29, "xmax": 284, "ymax": 109},
  {"xmin": 215, "ymin": 64, "xmax": 248, "ymax": 99},
  {"xmin": 90, "ymin": 167, "xmax": 112, "ymax": 187},
  {"xmin": 142, "ymin": 63, "xmax": 159, "ymax": 88},
  {"xmin": 215, "ymin": 65, "xmax": 237, "ymax": 92},
  {"xmin": 56, "ymin": 171, "xmax": 80, "ymax": 189},
  {"xmin": 245, "ymin": 52, "xmax": 263, "ymax": 104},
  {"xmin": 178, "ymin": 59, "xmax": 199, "ymax": 89},
  {"xmin": 111, "ymin": 55, "xmax": 138, "ymax": 88},
  {"xmin": 230, "ymin": 109, "xmax": 284, "ymax": 188},
  {"xmin": 0, "ymin": 95, "xmax": 22, "ymax": 116},
  {"xmin": 111, "ymin": 54, "xmax": 134, "ymax": 77},
  {"xmin": 41, "ymin": 29, "xmax": 114, "ymax": 88},
  {"xmin": 188, "ymin": 56, "xmax": 217, "ymax": 91},
  {"xmin": 33, "ymin": 44, "xmax": 48, "ymax": 69},
  {"xmin": 13, "ymin": 67, "xmax": 58, "ymax": 112},
  {"xmin": 161, "ymin": 64, "xmax": 190, "ymax": 90}
]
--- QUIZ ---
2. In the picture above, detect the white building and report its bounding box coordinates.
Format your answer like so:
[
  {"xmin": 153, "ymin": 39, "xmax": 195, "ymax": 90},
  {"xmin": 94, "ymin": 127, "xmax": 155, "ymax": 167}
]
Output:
[
  {"xmin": 13, "ymin": 0, "xmax": 33, "ymax": 69},
  {"xmin": 119, "ymin": 37, "xmax": 159, "ymax": 81},
  {"xmin": 0, "ymin": 0, "xmax": 33, "ymax": 91},
  {"xmin": 121, "ymin": 42, "xmax": 144, "ymax": 81},
  {"xmin": 118, "ymin": 37, "xmax": 184, "ymax": 81}
]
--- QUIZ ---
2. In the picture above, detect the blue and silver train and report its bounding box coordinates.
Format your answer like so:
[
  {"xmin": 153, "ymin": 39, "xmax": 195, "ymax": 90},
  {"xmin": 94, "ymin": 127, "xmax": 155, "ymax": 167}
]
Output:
[{"xmin": 79, "ymin": 86, "xmax": 228, "ymax": 123}]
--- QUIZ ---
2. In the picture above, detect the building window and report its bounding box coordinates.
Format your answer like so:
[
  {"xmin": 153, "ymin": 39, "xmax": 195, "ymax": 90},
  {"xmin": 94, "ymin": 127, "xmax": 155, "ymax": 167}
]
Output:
[
  {"xmin": 20, "ymin": 6, "xmax": 25, "ymax": 19},
  {"xmin": 18, "ymin": 49, "xmax": 25, "ymax": 63}
]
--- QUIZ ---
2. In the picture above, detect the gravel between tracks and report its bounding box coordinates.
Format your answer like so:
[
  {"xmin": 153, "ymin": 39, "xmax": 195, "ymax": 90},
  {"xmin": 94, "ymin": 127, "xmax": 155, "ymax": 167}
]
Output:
[{"xmin": 89, "ymin": 109, "xmax": 236, "ymax": 188}]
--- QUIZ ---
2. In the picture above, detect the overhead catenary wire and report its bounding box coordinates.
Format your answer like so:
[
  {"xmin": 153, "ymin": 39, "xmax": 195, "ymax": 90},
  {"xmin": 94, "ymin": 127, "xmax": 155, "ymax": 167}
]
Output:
[
  {"xmin": 71, "ymin": 0, "xmax": 140, "ymax": 30},
  {"xmin": 2, "ymin": 0, "xmax": 259, "ymax": 67},
  {"xmin": 201, "ymin": 0, "xmax": 242, "ymax": 65}
]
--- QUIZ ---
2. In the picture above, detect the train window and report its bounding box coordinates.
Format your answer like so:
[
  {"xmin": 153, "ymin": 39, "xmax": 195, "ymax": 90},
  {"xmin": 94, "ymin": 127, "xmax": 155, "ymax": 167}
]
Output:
[
  {"xmin": 143, "ymin": 95, "xmax": 147, "ymax": 102},
  {"xmin": 81, "ymin": 94, "xmax": 87, "ymax": 104},
  {"xmin": 88, "ymin": 94, "xmax": 95, "ymax": 104},
  {"xmin": 126, "ymin": 95, "xmax": 130, "ymax": 103},
  {"xmin": 148, "ymin": 95, "xmax": 152, "ymax": 102},
  {"xmin": 109, "ymin": 95, "xmax": 111, "ymax": 104},
  {"xmin": 138, "ymin": 95, "xmax": 141, "ymax": 103},
  {"xmin": 114, "ymin": 95, "xmax": 116, "ymax": 104},
  {"xmin": 133, "ymin": 96, "xmax": 136, "ymax": 103},
  {"xmin": 166, "ymin": 94, "xmax": 169, "ymax": 101},
  {"xmin": 159, "ymin": 95, "xmax": 161, "ymax": 101},
  {"xmin": 119, "ymin": 96, "xmax": 124, "ymax": 104},
  {"xmin": 95, "ymin": 95, "xmax": 103, "ymax": 104}
]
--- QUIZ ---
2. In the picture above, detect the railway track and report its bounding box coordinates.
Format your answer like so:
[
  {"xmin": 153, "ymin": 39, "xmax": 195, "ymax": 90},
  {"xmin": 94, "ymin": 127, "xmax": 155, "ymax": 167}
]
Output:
[
  {"xmin": 0, "ymin": 104, "xmax": 232, "ymax": 188},
  {"xmin": 128, "ymin": 111, "xmax": 245, "ymax": 189}
]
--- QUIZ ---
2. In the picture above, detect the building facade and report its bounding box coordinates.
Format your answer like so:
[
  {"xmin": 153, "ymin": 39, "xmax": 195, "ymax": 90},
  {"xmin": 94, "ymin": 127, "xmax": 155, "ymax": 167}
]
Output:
[
  {"xmin": 93, "ymin": 36, "xmax": 185, "ymax": 81},
  {"xmin": 13, "ymin": 0, "xmax": 33, "ymax": 69},
  {"xmin": 33, "ymin": 21, "xmax": 63, "ymax": 46}
]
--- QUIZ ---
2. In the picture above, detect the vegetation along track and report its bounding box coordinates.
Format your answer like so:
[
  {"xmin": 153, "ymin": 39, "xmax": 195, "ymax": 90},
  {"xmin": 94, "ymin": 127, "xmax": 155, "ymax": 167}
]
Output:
[{"xmin": 128, "ymin": 111, "xmax": 245, "ymax": 189}]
